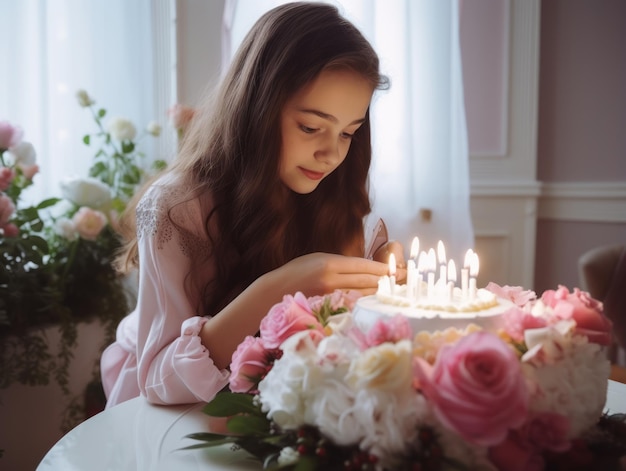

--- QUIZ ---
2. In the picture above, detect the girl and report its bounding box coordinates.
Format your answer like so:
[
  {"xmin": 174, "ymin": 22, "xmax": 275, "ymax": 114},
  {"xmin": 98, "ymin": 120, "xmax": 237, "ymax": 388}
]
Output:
[{"xmin": 101, "ymin": 1, "xmax": 404, "ymax": 408}]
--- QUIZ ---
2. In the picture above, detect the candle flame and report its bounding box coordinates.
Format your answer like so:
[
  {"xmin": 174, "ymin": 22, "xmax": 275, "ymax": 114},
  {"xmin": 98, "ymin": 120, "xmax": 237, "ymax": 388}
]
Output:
[
  {"xmin": 448, "ymin": 259, "xmax": 457, "ymax": 282},
  {"xmin": 410, "ymin": 237, "xmax": 420, "ymax": 259},
  {"xmin": 437, "ymin": 240, "xmax": 446, "ymax": 264},
  {"xmin": 464, "ymin": 249, "xmax": 474, "ymax": 268},
  {"xmin": 389, "ymin": 253, "xmax": 397, "ymax": 276},
  {"xmin": 470, "ymin": 252, "xmax": 479, "ymax": 277}
]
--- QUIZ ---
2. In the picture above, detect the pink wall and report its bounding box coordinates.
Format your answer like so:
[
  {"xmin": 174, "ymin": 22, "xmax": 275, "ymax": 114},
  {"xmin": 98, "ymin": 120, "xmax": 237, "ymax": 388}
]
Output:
[
  {"xmin": 537, "ymin": 0, "xmax": 626, "ymax": 182},
  {"xmin": 460, "ymin": 0, "xmax": 508, "ymax": 156},
  {"xmin": 534, "ymin": 0, "xmax": 626, "ymax": 292}
]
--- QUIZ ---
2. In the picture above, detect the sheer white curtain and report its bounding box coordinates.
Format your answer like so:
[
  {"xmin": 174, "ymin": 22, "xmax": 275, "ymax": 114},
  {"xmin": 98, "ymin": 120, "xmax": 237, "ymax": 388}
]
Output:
[
  {"xmin": 0, "ymin": 0, "xmax": 168, "ymax": 205},
  {"xmin": 223, "ymin": 0, "xmax": 473, "ymax": 261}
]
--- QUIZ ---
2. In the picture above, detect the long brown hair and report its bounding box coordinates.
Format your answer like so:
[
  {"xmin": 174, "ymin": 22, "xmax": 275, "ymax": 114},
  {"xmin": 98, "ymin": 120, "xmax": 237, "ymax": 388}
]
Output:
[{"xmin": 116, "ymin": 2, "xmax": 389, "ymax": 315}]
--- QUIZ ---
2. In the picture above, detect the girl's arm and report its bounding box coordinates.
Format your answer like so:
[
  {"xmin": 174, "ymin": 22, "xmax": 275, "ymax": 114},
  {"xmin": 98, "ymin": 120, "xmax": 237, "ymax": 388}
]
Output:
[
  {"xmin": 131, "ymin": 184, "xmax": 231, "ymax": 405},
  {"xmin": 200, "ymin": 252, "xmax": 390, "ymax": 369}
]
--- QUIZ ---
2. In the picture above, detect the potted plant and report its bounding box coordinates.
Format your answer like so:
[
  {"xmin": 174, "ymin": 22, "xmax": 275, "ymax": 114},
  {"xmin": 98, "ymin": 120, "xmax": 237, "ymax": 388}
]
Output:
[{"xmin": 0, "ymin": 90, "xmax": 166, "ymax": 430}]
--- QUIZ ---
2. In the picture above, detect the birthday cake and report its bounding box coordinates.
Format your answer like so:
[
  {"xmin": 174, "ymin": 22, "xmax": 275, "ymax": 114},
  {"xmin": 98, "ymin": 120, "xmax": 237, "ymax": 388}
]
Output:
[
  {"xmin": 353, "ymin": 243, "xmax": 517, "ymax": 334},
  {"xmin": 352, "ymin": 283, "xmax": 516, "ymax": 334}
]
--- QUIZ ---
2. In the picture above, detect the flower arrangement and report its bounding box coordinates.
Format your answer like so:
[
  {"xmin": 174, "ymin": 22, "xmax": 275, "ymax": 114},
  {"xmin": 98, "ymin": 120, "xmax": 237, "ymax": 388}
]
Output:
[
  {"xmin": 0, "ymin": 90, "xmax": 166, "ymax": 427},
  {"xmin": 186, "ymin": 285, "xmax": 625, "ymax": 470}
]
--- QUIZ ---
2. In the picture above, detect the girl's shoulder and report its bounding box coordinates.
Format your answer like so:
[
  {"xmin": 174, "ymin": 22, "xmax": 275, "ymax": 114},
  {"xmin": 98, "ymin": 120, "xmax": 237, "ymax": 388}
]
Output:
[{"xmin": 136, "ymin": 173, "xmax": 215, "ymax": 251}]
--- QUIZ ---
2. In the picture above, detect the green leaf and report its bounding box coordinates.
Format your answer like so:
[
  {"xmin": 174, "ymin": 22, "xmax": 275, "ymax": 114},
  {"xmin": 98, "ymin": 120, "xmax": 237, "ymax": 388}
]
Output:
[
  {"xmin": 98, "ymin": 108, "xmax": 106, "ymax": 118},
  {"xmin": 293, "ymin": 456, "xmax": 318, "ymax": 471},
  {"xmin": 181, "ymin": 433, "xmax": 241, "ymax": 449},
  {"xmin": 122, "ymin": 166, "xmax": 141, "ymax": 184},
  {"xmin": 30, "ymin": 220, "xmax": 44, "ymax": 232},
  {"xmin": 152, "ymin": 159, "xmax": 168, "ymax": 171},
  {"xmin": 83, "ymin": 135, "xmax": 91, "ymax": 145},
  {"xmin": 37, "ymin": 198, "xmax": 62, "ymax": 209},
  {"xmin": 26, "ymin": 235, "xmax": 50, "ymax": 254},
  {"xmin": 18, "ymin": 206, "xmax": 39, "ymax": 223},
  {"xmin": 121, "ymin": 141, "xmax": 135, "ymax": 154},
  {"xmin": 227, "ymin": 415, "xmax": 270, "ymax": 436},
  {"xmin": 89, "ymin": 161, "xmax": 107, "ymax": 178},
  {"xmin": 203, "ymin": 392, "xmax": 261, "ymax": 417}
]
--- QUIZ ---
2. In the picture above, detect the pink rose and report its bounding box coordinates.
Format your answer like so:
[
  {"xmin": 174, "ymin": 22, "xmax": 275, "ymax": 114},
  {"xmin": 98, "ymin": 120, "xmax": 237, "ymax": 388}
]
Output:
[
  {"xmin": 308, "ymin": 289, "xmax": 362, "ymax": 313},
  {"xmin": 487, "ymin": 282, "xmax": 536, "ymax": 307},
  {"xmin": 0, "ymin": 193, "xmax": 15, "ymax": 226},
  {"xmin": 0, "ymin": 167, "xmax": 15, "ymax": 191},
  {"xmin": 1, "ymin": 222, "xmax": 19, "ymax": 237},
  {"xmin": 415, "ymin": 331, "xmax": 529, "ymax": 446},
  {"xmin": 0, "ymin": 121, "xmax": 23, "ymax": 149},
  {"xmin": 489, "ymin": 413, "xmax": 569, "ymax": 471},
  {"xmin": 72, "ymin": 206, "xmax": 107, "ymax": 240},
  {"xmin": 19, "ymin": 163, "xmax": 39, "ymax": 180},
  {"xmin": 229, "ymin": 335, "xmax": 273, "ymax": 393},
  {"xmin": 260, "ymin": 292, "xmax": 324, "ymax": 348},
  {"xmin": 167, "ymin": 104, "xmax": 195, "ymax": 130},
  {"xmin": 501, "ymin": 307, "xmax": 547, "ymax": 343},
  {"xmin": 365, "ymin": 314, "xmax": 412, "ymax": 346},
  {"xmin": 488, "ymin": 433, "xmax": 545, "ymax": 471},
  {"xmin": 523, "ymin": 412, "xmax": 570, "ymax": 453},
  {"xmin": 541, "ymin": 285, "xmax": 613, "ymax": 345}
]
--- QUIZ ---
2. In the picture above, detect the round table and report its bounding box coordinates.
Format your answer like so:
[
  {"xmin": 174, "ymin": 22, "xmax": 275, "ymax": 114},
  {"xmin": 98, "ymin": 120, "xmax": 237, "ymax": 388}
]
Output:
[{"xmin": 37, "ymin": 380, "xmax": 626, "ymax": 471}]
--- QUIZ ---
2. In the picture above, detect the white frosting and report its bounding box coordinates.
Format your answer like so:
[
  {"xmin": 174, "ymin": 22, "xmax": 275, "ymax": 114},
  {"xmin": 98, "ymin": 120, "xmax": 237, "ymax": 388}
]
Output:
[{"xmin": 353, "ymin": 284, "xmax": 516, "ymax": 334}]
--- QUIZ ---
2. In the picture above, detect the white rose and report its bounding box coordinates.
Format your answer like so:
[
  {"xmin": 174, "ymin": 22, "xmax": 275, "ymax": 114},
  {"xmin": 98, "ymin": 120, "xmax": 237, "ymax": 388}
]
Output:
[
  {"xmin": 60, "ymin": 176, "xmax": 112, "ymax": 208},
  {"xmin": 349, "ymin": 389, "xmax": 425, "ymax": 466},
  {"xmin": 522, "ymin": 328, "xmax": 610, "ymax": 437},
  {"xmin": 304, "ymin": 374, "xmax": 362, "ymax": 445},
  {"xmin": 107, "ymin": 117, "xmax": 137, "ymax": 141},
  {"xmin": 6, "ymin": 141, "xmax": 37, "ymax": 166},
  {"xmin": 347, "ymin": 340, "xmax": 413, "ymax": 392},
  {"xmin": 53, "ymin": 217, "xmax": 78, "ymax": 241},
  {"xmin": 258, "ymin": 350, "xmax": 311, "ymax": 429},
  {"xmin": 76, "ymin": 89, "xmax": 95, "ymax": 107},
  {"xmin": 316, "ymin": 334, "xmax": 360, "ymax": 369},
  {"xmin": 277, "ymin": 447, "xmax": 299, "ymax": 467},
  {"xmin": 146, "ymin": 121, "xmax": 161, "ymax": 137}
]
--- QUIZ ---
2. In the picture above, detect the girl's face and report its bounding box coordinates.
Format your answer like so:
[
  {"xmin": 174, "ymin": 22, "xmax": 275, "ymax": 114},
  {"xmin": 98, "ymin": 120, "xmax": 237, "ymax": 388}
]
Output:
[{"xmin": 279, "ymin": 69, "xmax": 374, "ymax": 194}]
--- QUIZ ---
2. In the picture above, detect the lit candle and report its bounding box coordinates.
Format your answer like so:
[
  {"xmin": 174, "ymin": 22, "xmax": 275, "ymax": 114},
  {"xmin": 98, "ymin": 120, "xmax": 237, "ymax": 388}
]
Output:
[
  {"xmin": 462, "ymin": 249, "xmax": 473, "ymax": 299},
  {"xmin": 437, "ymin": 240, "xmax": 447, "ymax": 288},
  {"xmin": 378, "ymin": 276, "xmax": 390, "ymax": 295},
  {"xmin": 410, "ymin": 237, "xmax": 420, "ymax": 261},
  {"xmin": 417, "ymin": 251, "xmax": 428, "ymax": 298},
  {"xmin": 427, "ymin": 248, "xmax": 436, "ymax": 298},
  {"xmin": 406, "ymin": 237, "xmax": 419, "ymax": 301},
  {"xmin": 447, "ymin": 259, "xmax": 457, "ymax": 300},
  {"xmin": 406, "ymin": 259, "xmax": 416, "ymax": 300},
  {"xmin": 389, "ymin": 253, "xmax": 397, "ymax": 294},
  {"xmin": 469, "ymin": 252, "xmax": 479, "ymax": 299}
]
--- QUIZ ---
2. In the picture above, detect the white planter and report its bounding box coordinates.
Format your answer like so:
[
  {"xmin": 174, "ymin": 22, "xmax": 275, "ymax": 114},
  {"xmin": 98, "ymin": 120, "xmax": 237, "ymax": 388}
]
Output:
[{"xmin": 0, "ymin": 321, "xmax": 108, "ymax": 471}]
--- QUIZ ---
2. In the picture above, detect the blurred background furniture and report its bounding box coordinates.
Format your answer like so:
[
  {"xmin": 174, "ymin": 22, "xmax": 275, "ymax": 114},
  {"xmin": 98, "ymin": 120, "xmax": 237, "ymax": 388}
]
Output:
[{"xmin": 579, "ymin": 243, "xmax": 626, "ymax": 380}]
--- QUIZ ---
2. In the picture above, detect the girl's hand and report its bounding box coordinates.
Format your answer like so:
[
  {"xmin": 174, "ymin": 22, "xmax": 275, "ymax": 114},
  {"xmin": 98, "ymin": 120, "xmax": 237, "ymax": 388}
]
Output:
[{"xmin": 276, "ymin": 252, "xmax": 396, "ymax": 296}]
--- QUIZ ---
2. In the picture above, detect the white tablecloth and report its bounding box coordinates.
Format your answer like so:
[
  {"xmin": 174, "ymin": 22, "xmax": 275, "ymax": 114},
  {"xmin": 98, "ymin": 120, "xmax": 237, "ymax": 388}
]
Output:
[{"xmin": 37, "ymin": 380, "xmax": 626, "ymax": 471}]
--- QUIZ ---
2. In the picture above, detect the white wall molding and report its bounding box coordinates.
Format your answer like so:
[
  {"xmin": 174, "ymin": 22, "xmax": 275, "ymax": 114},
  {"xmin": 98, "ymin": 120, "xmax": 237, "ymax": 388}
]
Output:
[
  {"xmin": 470, "ymin": 0, "xmax": 540, "ymax": 182},
  {"xmin": 538, "ymin": 182, "xmax": 626, "ymax": 223},
  {"xmin": 465, "ymin": 0, "xmax": 511, "ymax": 158},
  {"xmin": 471, "ymin": 180, "xmax": 541, "ymax": 197}
]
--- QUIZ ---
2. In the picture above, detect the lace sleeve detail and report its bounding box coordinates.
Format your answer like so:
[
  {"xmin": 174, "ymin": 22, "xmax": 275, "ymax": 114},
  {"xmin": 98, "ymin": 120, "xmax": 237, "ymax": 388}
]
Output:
[{"xmin": 136, "ymin": 182, "xmax": 211, "ymax": 259}]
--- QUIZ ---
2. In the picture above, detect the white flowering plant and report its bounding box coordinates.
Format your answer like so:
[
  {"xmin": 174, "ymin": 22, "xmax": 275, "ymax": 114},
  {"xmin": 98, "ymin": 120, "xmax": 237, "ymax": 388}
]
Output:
[
  {"xmin": 185, "ymin": 287, "xmax": 626, "ymax": 471},
  {"xmin": 0, "ymin": 90, "xmax": 166, "ymax": 428}
]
